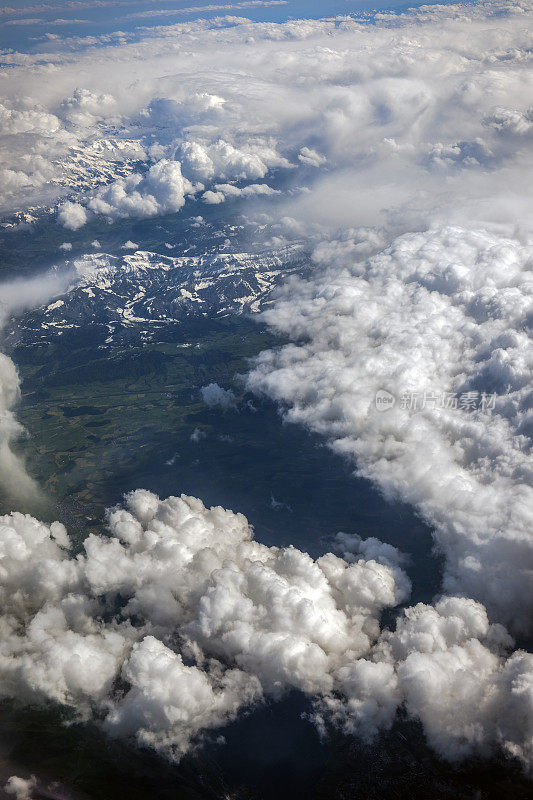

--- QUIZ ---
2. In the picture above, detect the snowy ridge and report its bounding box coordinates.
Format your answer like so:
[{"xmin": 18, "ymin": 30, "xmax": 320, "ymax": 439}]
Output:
[
  {"xmin": 51, "ymin": 138, "xmax": 146, "ymax": 193},
  {"xmin": 9, "ymin": 244, "xmax": 308, "ymax": 346}
]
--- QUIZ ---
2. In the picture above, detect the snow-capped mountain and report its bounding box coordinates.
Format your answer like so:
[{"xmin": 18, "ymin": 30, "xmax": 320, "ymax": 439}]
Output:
[
  {"xmin": 51, "ymin": 138, "xmax": 146, "ymax": 193},
  {"xmin": 7, "ymin": 245, "xmax": 308, "ymax": 346}
]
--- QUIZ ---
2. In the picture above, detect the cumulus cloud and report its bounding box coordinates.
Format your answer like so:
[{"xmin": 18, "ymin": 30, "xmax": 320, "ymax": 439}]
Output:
[
  {"xmin": 483, "ymin": 106, "xmax": 533, "ymax": 136},
  {"xmin": 318, "ymin": 596, "xmax": 533, "ymax": 767},
  {"xmin": 143, "ymin": 93, "xmax": 226, "ymax": 133},
  {"xmin": 0, "ymin": 100, "xmax": 61, "ymax": 136},
  {"xmin": 202, "ymin": 182, "xmax": 279, "ymax": 204},
  {"xmin": 247, "ymin": 226, "xmax": 533, "ymax": 637},
  {"xmin": 0, "ymin": 99, "xmax": 74, "ymax": 212},
  {"xmin": 179, "ymin": 139, "xmax": 290, "ymax": 183},
  {"xmin": 57, "ymin": 201, "xmax": 88, "ymax": 230},
  {"xmin": 86, "ymin": 159, "xmax": 193, "ymax": 223},
  {"xmin": 201, "ymin": 382, "xmax": 236, "ymax": 409},
  {"xmin": 0, "ymin": 490, "xmax": 531, "ymax": 769},
  {"xmin": 190, "ymin": 427, "xmax": 207, "ymax": 442},
  {"xmin": 4, "ymin": 776, "xmax": 37, "ymax": 800},
  {"xmin": 58, "ymin": 87, "xmax": 116, "ymax": 129},
  {"xmin": 1, "ymin": 0, "xmax": 533, "ymax": 778},
  {"xmin": 0, "ymin": 354, "xmax": 42, "ymax": 508},
  {"xmin": 0, "ymin": 490, "xmax": 411, "ymax": 758}
]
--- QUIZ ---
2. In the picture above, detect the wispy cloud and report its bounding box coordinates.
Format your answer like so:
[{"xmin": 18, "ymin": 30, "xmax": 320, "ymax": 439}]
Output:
[
  {"xmin": 125, "ymin": 1, "xmax": 287, "ymax": 21},
  {"xmin": 3, "ymin": 16, "xmax": 90, "ymax": 25}
]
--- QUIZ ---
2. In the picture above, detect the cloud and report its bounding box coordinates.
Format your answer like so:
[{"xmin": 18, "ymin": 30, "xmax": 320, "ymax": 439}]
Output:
[
  {"xmin": 483, "ymin": 106, "xmax": 533, "ymax": 136},
  {"xmin": 247, "ymin": 225, "xmax": 533, "ymax": 637},
  {"xmin": 201, "ymin": 382, "xmax": 236, "ymax": 409},
  {"xmin": 318, "ymin": 596, "xmax": 533, "ymax": 767},
  {"xmin": 4, "ymin": 776, "xmax": 37, "ymax": 800},
  {"xmin": 58, "ymin": 87, "xmax": 116, "ymax": 128},
  {"xmin": 298, "ymin": 147, "xmax": 326, "ymax": 168},
  {"xmin": 0, "ymin": 1, "xmax": 125, "ymax": 19},
  {"xmin": 57, "ymin": 201, "xmax": 88, "ymax": 230},
  {"xmin": 3, "ymin": 17, "xmax": 90, "ymax": 26},
  {"xmin": 0, "ymin": 268, "xmax": 75, "ymax": 507},
  {"xmin": 179, "ymin": 139, "xmax": 290, "ymax": 183},
  {"xmin": 190, "ymin": 427, "xmax": 206, "ymax": 442},
  {"xmin": 0, "ymin": 490, "xmax": 411, "ymax": 758},
  {"xmin": 126, "ymin": 1, "xmax": 288, "ymax": 22},
  {"xmin": 86, "ymin": 159, "xmax": 193, "ymax": 223},
  {"xmin": 143, "ymin": 93, "xmax": 226, "ymax": 134},
  {"xmin": 1, "ymin": 0, "xmax": 533, "ymax": 777},
  {"xmin": 0, "ymin": 489, "xmax": 531, "ymax": 769},
  {"xmin": 0, "ymin": 101, "xmax": 61, "ymax": 136},
  {"xmin": 376, "ymin": 598, "xmax": 533, "ymax": 767},
  {"xmin": 202, "ymin": 182, "xmax": 279, "ymax": 204},
  {"xmin": 0, "ymin": 354, "xmax": 43, "ymax": 508},
  {"xmin": 3, "ymin": 18, "xmax": 44, "ymax": 26}
]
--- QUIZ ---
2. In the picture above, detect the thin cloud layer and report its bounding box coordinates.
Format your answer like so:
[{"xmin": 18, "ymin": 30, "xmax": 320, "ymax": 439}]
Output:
[{"xmin": 0, "ymin": 270, "xmax": 75, "ymax": 507}]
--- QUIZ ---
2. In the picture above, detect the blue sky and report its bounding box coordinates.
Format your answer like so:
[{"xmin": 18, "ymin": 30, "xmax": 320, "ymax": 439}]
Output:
[{"xmin": 0, "ymin": 0, "xmax": 469, "ymax": 51}]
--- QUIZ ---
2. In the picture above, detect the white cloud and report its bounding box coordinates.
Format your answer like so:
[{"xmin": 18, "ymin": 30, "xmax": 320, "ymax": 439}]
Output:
[
  {"xmin": 202, "ymin": 182, "xmax": 279, "ymax": 204},
  {"xmin": 0, "ymin": 353, "xmax": 41, "ymax": 507},
  {"xmin": 374, "ymin": 598, "xmax": 533, "ymax": 766},
  {"xmin": 0, "ymin": 489, "xmax": 530, "ymax": 768},
  {"xmin": 190, "ymin": 427, "xmax": 207, "ymax": 442},
  {"xmin": 247, "ymin": 225, "xmax": 533, "ymax": 637},
  {"xmin": 86, "ymin": 159, "xmax": 193, "ymax": 223},
  {"xmin": 4, "ymin": 776, "xmax": 37, "ymax": 800},
  {"xmin": 318, "ymin": 596, "xmax": 533, "ymax": 766},
  {"xmin": 58, "ymin": 87, "xmax": 116, "ymax": 128},
  {"xmin": 57, "ymin": 201, "xmax": 88, "ymax": 230},
  {"xmin": 0, "ymin": 269, "xmax": 75, "ymax": 507},
  {"xmin": 0, "ymin": 490, "xmax": 410, "ymax": 758},
  {"xmin": 0, "ymin": 101, "xmax": 61, "ymax": 136},
  {"xmin": 126, "ymin": 1, "xmax": 288, "ymax": 22},
  {"xmin": 483, "ymin": 106, "xmax": 533, "ymax": 136},
  {"xmin": 179, "ymin": 139, "xmax": 290, "ymax": 183},
  {"xmin": 1, "ymin": 0, "xmax": 533, "ymax": 776},
  {"xmin": 201, "ymin": 382, "xmax": 236, "ymax": 409},
  {"xmin": 298, "ymin": 147, "xmax": 326, "ymax": 167}
]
